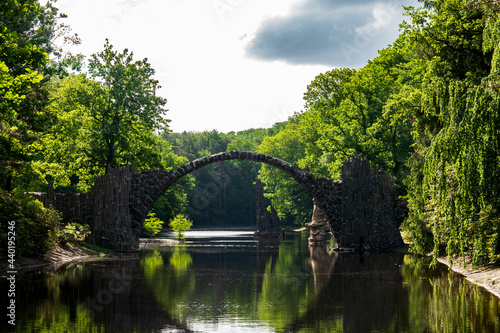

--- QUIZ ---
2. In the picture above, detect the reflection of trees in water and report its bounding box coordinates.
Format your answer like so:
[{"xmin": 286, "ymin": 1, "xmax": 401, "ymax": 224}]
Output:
[
  {"xmin": 256, "ymin": 238, "xmax": 280, "ymax": 294},
  {"xmin": 401, "ymin": 256, "xmax": 500, "ymax": 333},
  {"xmin": 0, "ymin": 264, "xmax": 94, "ymax": 332},
  {"xmin": 0, "ymin": 258, "xmax": 194, "ymax": 332},
  {"xmin": 286, "ymin": 253, "xmax": 500, "ymax": 333},
  {"xmin": 141, "ymin": 248, "xmax": 196, "ymax": 328},
  {"xmin": 11, "ymin": 237, "xmax": 499, "ymax": 333},
  {"xmin": 331, "ymin": 254, "xmax": 408, "ymax": 333},
  {"xmin": 169, "ymin": 246, "xmax": 193, "ymax": 273},
  {"xmin": 143, "ymin": 245, "xmax": 263, "ymax": 327},
  {"xmin": 255, "ymin": 235, "xmax": 317, "ymax": 331},
  {"xmin": 284, "ymin": 252, "xmax": 408, "ymax": 333},
  {"xmin": 144, "ymin": 236, "xmax": 314, "ymax": 332}
]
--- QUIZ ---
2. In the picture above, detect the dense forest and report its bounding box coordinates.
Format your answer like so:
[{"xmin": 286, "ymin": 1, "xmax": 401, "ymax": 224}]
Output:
[{"xmin": 1, "ymin": 0, "xmax": 500, "ymax": 265}]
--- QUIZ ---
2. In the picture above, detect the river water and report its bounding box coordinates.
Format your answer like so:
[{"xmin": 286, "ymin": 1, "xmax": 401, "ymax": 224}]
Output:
[{"xmin": 1, "ymin": 230, "xmax": 499, "ymax": 332}]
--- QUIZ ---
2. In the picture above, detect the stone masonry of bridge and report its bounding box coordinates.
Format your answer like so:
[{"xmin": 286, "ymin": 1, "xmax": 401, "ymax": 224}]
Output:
[{"xmin": 33, "ymin": 151, "xmax": 405, "ymax": 252}]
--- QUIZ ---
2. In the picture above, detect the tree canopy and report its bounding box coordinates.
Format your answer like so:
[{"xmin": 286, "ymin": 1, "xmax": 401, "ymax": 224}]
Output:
[
  {"xmin": 36, "ymin": 40, "xmax": 170, "ymax": 190},
  {"xmin": 398, "ymin": 0, "xmax": 500, "ymax": 265},
  {"xmin": 0, "ymin": 0, "xmax": 59, "ymax": 191}
]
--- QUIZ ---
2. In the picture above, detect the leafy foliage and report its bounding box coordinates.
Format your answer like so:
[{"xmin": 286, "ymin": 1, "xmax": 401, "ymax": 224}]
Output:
[
  {"xmin": 0, "ymin": 0, "xmax": 57, "ymax": 191},
  {"xmin": 0, "ymin": 190, "xmax": 61, "ymax": 257},
  {"xmin": 59, "ymin": 221, "xmax": 91, "ymax": 244},
  {"xmin": 303, "ymin": 46, "xmax": 414, "ymax": 188},
  {"xmin": 399, "ymin": 1, "xmax": 500, "ymax": 265},
  {"xmin": 257, "ymin": 115, "xmax": 315, "ymax": 225},
  {"xmin": 86, "ymin": 40, "xmax": 169, "ymax": 168},
  {"xmin": 142, "ymin": 212, "xmax": 164, "ymax": 238},
  {"xmin": 37, "ymin": 40, "xmax": 169, "ymax": 190},
  {"xmin": 169, "ymin": 214, "xmax": 193, "ymax": 240},
  {"xmin": 252, "ymin": 1, "xmax": 500, "ymax": 265},
  {"xmin": 256, "ymin": 46, "xmax": 414, "ymax": 224}
]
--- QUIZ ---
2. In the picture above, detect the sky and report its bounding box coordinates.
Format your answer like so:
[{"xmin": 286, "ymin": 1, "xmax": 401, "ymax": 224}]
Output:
[{"xmin": 54, "ymin": 0, "xmax": 420, "ymax": 133}]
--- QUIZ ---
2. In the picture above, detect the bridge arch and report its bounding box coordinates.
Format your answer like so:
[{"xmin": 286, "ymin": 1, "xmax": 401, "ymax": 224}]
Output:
[
  {"xmin": 34, "ymin": 152, "xmax": 404, "ymax": 252},
  {"xmin": 129, "ymin": 151, "xmax": 333, "ymax": 241}
]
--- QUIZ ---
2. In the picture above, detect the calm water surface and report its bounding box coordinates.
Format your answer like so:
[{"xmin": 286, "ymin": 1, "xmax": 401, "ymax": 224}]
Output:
[{"xmin": 1, "ymin": 230, "xmax": 499, "ymax": 332}]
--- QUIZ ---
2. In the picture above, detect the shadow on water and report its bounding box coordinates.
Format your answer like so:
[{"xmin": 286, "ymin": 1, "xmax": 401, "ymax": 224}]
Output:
[{"xmin": 1, "ymin": 231, "xmax": 499, "ymax": 332}]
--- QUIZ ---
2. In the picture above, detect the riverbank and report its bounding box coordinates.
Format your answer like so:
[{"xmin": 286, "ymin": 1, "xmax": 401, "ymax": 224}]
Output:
[
  {"xmin": 0, "ymin": 238, "xmax": 180, "ymax": 275},
  {"xmin": 0, "ymin": 243, "xmax": 100, "ymax": 275},
  {"xmin": 438, "ymin": 256, "xmax": 500, "ymax": 298}
]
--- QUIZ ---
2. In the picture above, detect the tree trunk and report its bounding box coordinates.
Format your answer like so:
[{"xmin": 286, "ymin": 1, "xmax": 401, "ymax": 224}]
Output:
[{"xmin": 106, "ymin": 140, "xmax": 115, "ymax": 174}]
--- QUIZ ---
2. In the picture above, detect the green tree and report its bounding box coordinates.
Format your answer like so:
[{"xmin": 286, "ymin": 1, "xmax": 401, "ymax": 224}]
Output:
[
  {"xmin": 142, "ymin": 212, "xmax": 164, "ymax": 238},
  {"xmin": 257, "ymin": 114, "xmax": 315, "ymax": 225},
  {"xmin": 0, "ymin": 0, "xmax": 70, "ymax": 191},
  {"xmin": 86, "ymin": 39, "xmax": 169, "ymax": 171},
  {"xmin": 226, "ymin": 128, "xmax": 269, "ymax": 152},
  {"xmin": 169, "ymin": 214, "xmax": 193, "ymax": 240},
  {"xmin": 257, "ymin": 45, "xmax": 415, "ymax": 225},
  {"xmin": 37, "ymin": 75, "xmax": 191, "ymax": 221},
  {"xmin": 303, "ymin": 46, "xmax": 414, "ymax": 188},
  {"xmin": 0, "ymin": 0, "xmax": 84, "ymax": 257},
  {"xmin": 37, "ymin": 40, "xmax": 170, "ymax": 190},
  {"xmin": 398, "ymin": 1, "xmax": 500, "ymax": 264}
]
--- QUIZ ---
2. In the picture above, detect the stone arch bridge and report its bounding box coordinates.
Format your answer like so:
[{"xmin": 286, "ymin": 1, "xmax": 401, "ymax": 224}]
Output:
[{"xmin": 33, "ymin": 151, "xmax": 405, "ymax": 252}]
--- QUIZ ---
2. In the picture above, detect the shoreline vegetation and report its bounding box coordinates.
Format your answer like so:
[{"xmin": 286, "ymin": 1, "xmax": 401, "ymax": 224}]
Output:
[{"xmin": 2, "ymin": 231, "xmax": 500, "ymax": 299}]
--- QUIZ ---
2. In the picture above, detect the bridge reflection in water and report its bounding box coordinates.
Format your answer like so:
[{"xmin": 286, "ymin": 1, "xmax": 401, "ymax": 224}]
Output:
[{"xmin": 2, "ymin": 231, "xmax": 499, "ymax": 332}]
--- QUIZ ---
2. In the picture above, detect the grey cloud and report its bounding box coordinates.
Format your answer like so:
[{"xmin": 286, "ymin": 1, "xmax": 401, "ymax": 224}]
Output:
[{"xmin": 246, "ymin": 0, "xmax": 415, "ymax": 67}]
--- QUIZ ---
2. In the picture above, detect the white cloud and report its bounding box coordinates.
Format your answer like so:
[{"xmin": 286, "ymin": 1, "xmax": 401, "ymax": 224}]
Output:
[{"xmin": 54, "ymin": 0, "xmax": 417, "ymax": 133}]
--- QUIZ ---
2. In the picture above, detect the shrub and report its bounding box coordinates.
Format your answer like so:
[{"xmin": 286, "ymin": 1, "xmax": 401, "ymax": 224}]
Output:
[
  {"xmin": 59, "ymin": 221, "xmax": 91, "ymax": 244},
  {"xmin": 0, "ymin": 190, "xmax": 61, "ymax": 257},
  {"xmin": 169, "ymin": 214, "xmax": 192, "ymax": 240},
  {"xmin": 142, "ymin": 212, "xmax": 164, "ymax": 238}
]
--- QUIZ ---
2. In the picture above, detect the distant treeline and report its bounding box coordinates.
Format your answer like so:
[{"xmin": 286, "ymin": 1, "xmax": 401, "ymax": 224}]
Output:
[{"xmin": 160, "ymin": 129, "xmax": 274, "ymax": 227}]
